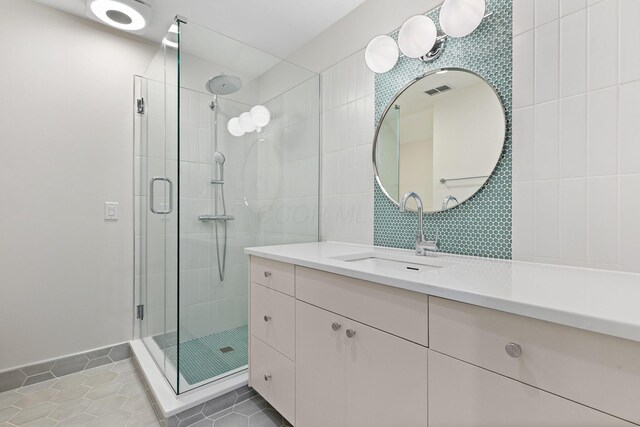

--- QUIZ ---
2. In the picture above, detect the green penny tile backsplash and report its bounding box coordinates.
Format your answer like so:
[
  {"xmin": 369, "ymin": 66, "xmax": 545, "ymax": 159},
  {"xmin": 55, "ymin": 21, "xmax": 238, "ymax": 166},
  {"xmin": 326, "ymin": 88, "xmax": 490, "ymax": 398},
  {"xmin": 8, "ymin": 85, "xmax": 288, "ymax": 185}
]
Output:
[{"xmin": 373, "ymin": 0, "xmax": 512, "ymax": 259}]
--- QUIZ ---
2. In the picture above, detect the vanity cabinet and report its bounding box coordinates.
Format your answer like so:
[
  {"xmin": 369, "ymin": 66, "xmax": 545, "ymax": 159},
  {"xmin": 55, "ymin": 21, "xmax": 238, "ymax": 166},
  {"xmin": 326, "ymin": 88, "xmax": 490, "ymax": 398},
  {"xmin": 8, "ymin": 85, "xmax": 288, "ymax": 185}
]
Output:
[
  {"xmin": 248, "ymin": 255, "xmax": 640, "ymax": 426},
  {"xmin": 429, "ymin": 296, "xmax": 640, "ymax": 424},
  {"xmin": 428, "ymin": 350, "xmax": 634, "ymax": 427},
  {"xmin": 296, "ymin": 300, "xmax": 428, "ymax": 427}
]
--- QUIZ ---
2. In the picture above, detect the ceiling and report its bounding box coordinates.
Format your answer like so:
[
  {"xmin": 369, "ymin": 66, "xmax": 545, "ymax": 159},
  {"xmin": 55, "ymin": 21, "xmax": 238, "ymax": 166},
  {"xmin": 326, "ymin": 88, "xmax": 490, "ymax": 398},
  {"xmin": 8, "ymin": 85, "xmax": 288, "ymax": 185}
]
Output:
[{"xmin": 33, "ymin": 0, "xmax": 368, "ymax": 59}]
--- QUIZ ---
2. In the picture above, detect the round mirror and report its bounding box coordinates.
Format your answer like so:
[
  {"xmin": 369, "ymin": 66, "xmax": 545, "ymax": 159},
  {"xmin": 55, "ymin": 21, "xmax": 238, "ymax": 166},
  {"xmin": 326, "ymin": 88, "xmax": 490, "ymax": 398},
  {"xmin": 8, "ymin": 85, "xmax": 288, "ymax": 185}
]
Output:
[{"xmin": 373, "ymin": 68, "xmax": 506, "ymax": 212}]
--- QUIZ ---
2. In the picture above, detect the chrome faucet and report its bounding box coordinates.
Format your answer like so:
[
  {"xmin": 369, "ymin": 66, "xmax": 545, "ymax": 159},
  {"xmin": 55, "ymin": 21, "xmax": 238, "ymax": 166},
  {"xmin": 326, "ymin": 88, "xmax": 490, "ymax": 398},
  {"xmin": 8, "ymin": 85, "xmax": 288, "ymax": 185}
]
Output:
[
  {"xmin": 399, "ymin": 192, "xmax": 439, "ymax": 255},
  {"xmin": 441, "ymin": 195, "xmax": 459, "ymax": 210}
]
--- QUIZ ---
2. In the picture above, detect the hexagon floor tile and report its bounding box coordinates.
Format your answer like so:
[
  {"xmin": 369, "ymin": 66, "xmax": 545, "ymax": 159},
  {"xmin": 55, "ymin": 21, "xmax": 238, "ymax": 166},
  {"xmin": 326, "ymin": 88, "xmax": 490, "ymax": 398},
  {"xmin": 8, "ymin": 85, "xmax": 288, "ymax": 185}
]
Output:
[{"xmin": 0, "ymin": 360, "xmax": 289, "ymax": 427}]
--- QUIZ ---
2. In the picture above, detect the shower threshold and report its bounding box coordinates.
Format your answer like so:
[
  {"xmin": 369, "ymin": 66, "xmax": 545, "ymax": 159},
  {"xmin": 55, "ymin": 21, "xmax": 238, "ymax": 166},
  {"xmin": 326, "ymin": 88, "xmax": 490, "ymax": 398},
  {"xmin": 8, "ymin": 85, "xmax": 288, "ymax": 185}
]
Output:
[{"xmin": 130, "ymin": 339, "xmax": 247, "ymax": 417}]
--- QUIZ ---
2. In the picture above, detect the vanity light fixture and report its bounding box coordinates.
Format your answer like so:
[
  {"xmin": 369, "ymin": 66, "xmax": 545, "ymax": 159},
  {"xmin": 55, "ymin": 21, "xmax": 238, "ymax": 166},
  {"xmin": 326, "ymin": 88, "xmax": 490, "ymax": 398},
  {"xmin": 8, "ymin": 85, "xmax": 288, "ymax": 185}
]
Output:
[
  {"xmin": 228, "ymin": 105, "xmax": 271, "ymax": 137},
  {"xmin": 365, "ymin": 35, "xmax": 399, "ymax": 74},
  {"xmin": 439, "ymin": 0, "xmax": 486, "ymax": 38},
  {"xmin": 397, "ymin": 15, "xmax": 438, "ymax": 59},
  {"xmin": 86, "ymin": 0, "xmax": 151, "ymax": 34},
  {"xmin": 364, "ymin": 0, "xmax": 486, "ymax": 74}
]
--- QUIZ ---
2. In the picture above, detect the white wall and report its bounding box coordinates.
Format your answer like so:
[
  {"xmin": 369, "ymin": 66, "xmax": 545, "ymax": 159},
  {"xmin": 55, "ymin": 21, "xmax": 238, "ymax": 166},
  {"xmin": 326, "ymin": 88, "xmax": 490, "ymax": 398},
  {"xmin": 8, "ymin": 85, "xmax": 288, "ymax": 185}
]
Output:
[
  {"xmin": 0, "ymin": 0, "xmax": 157, "ymax": 371},
  {"xmin": 512, "ymin": 0, "xmax": 640, "ymax": 272}
]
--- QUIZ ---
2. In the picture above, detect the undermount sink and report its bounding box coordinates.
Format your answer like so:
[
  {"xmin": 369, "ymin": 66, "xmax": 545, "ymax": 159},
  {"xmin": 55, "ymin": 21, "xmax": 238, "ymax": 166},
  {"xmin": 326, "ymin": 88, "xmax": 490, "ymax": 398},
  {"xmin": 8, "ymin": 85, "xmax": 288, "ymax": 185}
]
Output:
[{"xmin": 331, "ymin": 252, "xmax": 449, "ymax": 273}]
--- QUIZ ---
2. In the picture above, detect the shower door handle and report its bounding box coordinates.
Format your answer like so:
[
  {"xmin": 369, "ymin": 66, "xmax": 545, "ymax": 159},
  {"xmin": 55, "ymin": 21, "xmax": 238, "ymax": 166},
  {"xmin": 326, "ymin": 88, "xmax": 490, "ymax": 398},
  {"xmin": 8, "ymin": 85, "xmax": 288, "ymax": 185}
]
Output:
[{"xmin": 149, "ymin": 177, "xmax": 173, "ymax": 214}]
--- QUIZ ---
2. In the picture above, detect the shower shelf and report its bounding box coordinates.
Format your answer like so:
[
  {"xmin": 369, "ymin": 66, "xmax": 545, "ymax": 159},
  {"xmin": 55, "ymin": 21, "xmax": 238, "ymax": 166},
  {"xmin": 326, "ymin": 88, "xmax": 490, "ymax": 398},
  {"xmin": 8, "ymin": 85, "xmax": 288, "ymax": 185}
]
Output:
[
  {"xmin": 198, "ymin": 215, "xmax": 235, "ymax": 222},
  {"xmin": 210, "ymin": 180, "xmax": 224, "ymax": 184}
]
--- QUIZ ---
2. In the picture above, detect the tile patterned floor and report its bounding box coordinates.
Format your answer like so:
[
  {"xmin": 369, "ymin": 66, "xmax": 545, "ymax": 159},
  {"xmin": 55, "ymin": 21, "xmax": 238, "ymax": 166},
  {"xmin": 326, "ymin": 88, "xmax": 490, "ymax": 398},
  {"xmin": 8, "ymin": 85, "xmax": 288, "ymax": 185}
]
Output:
[
  {"xmin": 0, "ymin": 359, "xmax": 159, "ymax": 426},
  {"xmin": 168, "ymin": 393, "xmax": 292, "ymax": 427},
  {"xmin": 0, "ymin": 359, "xmax": 289, "ymax": 427}
]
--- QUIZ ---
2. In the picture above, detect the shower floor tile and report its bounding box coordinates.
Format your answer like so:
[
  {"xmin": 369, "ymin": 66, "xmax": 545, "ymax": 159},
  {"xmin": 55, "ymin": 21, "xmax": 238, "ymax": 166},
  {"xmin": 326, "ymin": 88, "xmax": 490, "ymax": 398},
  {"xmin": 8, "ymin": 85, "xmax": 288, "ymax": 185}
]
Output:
[{"xmin": 153, "ymin": 326, "xmax": 248, "ymax": 386}]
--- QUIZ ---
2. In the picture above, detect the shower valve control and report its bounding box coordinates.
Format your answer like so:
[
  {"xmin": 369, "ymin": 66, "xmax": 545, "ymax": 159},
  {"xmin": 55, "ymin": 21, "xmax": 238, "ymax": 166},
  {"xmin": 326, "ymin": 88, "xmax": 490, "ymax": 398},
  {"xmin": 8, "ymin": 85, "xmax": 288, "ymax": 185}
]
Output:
[
  {"xmin": 264, "ymin": 315, "xmax": 272, "ymax": 322},
  {"xmin": 264, "ymin": 271, "xmax": 272, "ymax": 278},
  {"xmin": 264, "ymin": 373, "xmax": 272, "ymax": 381}
]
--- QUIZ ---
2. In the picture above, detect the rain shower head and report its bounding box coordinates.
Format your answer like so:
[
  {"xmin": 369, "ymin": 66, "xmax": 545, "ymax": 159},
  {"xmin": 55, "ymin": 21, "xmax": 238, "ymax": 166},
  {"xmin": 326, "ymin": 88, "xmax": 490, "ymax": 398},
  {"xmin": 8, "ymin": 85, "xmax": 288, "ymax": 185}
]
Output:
[{"xmin": 206, "ymin": 74, "xmax": 242, "ymax": 95}]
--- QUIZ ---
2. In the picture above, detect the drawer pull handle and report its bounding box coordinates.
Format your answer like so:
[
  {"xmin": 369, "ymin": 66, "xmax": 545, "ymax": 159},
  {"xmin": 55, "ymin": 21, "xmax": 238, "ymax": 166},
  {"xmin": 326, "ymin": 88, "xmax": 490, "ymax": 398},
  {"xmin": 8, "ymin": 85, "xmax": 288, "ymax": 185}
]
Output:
[
  {"xmin": 505, "ymin": 342, "xmax": 522, "ymax": 358},
  {"xmin": 331, "ymin": 322, "xmax": 341, "ymax": 331},
  {"xmin": 264, "ymin": 315, "xmax": 272, "ymax": 322},
  {"xmin": 264, "ymin": 373, "xmax": 272, "ymax": 381},
  {"xmin": 346, "ymin": 329, "xmax": 356, "ymax": 338},
  {"xmin": 264, "ymin": 271, "xmax": 272, "ymax": 278}
]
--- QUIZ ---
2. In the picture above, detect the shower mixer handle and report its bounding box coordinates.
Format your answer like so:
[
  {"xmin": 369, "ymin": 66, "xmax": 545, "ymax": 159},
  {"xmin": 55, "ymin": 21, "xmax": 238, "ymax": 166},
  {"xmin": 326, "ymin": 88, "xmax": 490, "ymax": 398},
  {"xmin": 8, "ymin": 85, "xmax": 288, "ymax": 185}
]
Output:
[
  {"xmin": 264, "ymin": 315, "xmax": 271, "ymax": 322},
  {"xmin": 264, "ymin": 271, "xmax": 272, "ymax": 278}
]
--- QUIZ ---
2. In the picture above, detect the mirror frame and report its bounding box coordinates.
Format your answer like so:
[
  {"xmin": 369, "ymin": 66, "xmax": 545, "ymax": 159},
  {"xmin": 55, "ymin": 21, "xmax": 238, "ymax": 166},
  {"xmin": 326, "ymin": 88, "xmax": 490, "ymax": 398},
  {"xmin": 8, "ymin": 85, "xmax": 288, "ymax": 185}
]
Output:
[{"xmin": 372, "ymin": 67, "xmax": 507, "ymax": 213}]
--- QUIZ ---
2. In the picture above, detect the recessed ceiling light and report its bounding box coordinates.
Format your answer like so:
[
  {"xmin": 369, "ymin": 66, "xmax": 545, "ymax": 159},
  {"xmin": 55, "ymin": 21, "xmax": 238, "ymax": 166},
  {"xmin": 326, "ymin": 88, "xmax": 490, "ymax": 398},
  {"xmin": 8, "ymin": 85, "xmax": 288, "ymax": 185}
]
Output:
[{"xmin": 86, "ymin": 0, "xmax": 151, "ymax": 34}]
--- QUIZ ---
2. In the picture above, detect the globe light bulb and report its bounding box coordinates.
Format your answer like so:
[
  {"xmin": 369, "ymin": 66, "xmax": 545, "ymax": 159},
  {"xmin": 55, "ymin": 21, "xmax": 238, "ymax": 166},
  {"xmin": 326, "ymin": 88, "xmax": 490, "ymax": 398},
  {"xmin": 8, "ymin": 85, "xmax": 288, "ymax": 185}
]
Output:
[
  {"xmin": 239, "ymin": 112, "xmax": 257, "ymax": 132},
  {"xmin": 439, "ymin": 0, "xmax": 486, "ymax": 38},
  {"xmin": 365, "ymin": 35, "xmax": 399, "ymax": 74},
  {"xmin": 250, "ymin": 105, "xmax": 271, "ymax": 127},
  {"xmin": 398, "ymin": 15, "xmax": 437, "ymax": 59},
  {"xmin": 227, "ymin": 117, "xmax": 245, "ymax": 137}
]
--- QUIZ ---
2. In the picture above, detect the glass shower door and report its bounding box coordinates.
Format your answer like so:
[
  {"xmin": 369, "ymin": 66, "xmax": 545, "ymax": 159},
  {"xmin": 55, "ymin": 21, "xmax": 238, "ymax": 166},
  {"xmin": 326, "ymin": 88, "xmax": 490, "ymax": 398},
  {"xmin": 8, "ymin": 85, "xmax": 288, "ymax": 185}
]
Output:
[{"xmin": 138, "ymin": 20, "xmax": 180, "ymax": 394}]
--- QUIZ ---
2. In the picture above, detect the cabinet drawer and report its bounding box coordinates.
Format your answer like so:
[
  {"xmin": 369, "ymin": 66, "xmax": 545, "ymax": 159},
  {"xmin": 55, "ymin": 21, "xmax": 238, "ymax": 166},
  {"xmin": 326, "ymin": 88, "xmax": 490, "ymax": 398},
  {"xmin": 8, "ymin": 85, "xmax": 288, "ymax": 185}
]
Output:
[
  {"xmin": 250, "ymin": 336, "xmax": 295, "ymax": 425},
  {"xmin": 296, "ymin": 267, "xmax": 428, "ymax": 346},
  {"xmin": 429, "ymin": 297, "xmax": 640, "ymax": 424},
  {"xmin": 250, "ymin": 283, "xmax": 295, "ymax": 360},
  {"xmin": 250, "ymin": 256, "xmax": 295, "ymax": 296},
  {"xmin": 429, "ymin": 350, "xmax": 634, "ymax": 427}
]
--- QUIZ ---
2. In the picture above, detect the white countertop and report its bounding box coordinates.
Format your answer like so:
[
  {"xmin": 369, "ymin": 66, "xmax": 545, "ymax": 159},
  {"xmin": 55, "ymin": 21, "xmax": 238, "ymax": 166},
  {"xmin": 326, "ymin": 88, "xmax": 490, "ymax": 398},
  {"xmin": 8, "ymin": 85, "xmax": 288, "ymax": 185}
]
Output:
[{"xmin": 245, "ymin": 242, "xmax": 640, "ymax": 343}]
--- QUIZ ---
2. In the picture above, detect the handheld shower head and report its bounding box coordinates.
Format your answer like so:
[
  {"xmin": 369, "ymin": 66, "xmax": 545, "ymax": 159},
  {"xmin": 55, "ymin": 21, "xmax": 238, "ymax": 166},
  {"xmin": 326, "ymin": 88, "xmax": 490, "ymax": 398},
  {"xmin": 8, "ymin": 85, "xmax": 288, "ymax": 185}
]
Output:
[{"xmin": 213, "ymin": 151, "xmax": 225, "ymax": 164}]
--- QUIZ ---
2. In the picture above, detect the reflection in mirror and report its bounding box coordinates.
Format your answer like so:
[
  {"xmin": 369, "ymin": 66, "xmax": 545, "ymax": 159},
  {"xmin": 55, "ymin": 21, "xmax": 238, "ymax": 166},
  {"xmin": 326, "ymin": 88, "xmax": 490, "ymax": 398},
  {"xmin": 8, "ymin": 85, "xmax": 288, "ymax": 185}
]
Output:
[{"xmin": 374, "ymin": 68, "xmax": 505, "ymax": 212}]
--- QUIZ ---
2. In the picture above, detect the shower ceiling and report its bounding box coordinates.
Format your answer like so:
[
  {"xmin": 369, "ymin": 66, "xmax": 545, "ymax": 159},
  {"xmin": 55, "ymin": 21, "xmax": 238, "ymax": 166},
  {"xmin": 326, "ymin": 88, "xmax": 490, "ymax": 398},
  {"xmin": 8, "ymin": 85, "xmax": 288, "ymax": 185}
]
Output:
[{"xmin": 33, "ymin": 0, "xmax": 368, "ymax": 58}]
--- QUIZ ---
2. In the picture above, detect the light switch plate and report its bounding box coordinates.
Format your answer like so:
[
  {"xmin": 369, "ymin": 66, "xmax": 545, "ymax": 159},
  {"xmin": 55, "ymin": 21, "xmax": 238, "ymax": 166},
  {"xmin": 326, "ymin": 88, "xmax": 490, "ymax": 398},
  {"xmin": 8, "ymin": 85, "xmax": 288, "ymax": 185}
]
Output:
[{"xmin": 104, "ymin": 202, "xmax": 119, "ymax": 220}]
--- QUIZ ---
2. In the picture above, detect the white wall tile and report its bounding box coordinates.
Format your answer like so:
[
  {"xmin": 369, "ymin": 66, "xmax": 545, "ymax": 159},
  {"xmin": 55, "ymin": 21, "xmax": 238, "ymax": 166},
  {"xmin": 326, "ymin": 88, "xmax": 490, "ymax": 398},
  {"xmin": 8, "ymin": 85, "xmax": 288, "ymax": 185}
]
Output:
[
  {"xmin": 513, "ymin": 31, "xmax": 535, "ymax": 108},
  {"xmin": 588, "ymin": 0, "xmax": 618, "ymax": 91},
  {"xmin": 619, "ymin": 175, "xmax": 640, "ymax": 268},
  {"xmin": 559, "ymin": 94, "xmax": 587, "ymax": 178},
  {"xmin": 559, "ymin": 178, "xmax": 587, "ymax": 261},
  {"xmin": 513, "ymin": 0, "xmax": 637, "ymax": 272},
  {"xmin": 534, "ymin": 101, "xmax": 559, "ymax": 180},
  {"xmin": 535, "ymin": 21, "xmax": 559, "ymax": 103},
  {"xmin": 559, "ymin": 10, "xmax": 587, "ymax": 98},
  {"xmin": 513, "ymin": 107, "xmax": 535, "ymax": 182},
  {"xmin": 560, "ymin": 0, "xmax": 587, "ymax": 16},
  {"xmin": 618, "ymin": 81, "xmax": 640, "ymax": 175},
  {"xmin": 619, "ymin": 0, "xmax": 640, "ymax": 84},
  {"xmin": 535, "ymin": 0, "xmax": 559, "ymax": 26},
  {"xmin": 514, "ymin": 0, "xmax": 535, "ymax": 35},
  {"xmin": 534, "ymin": 180, "xmax": 560, "ymax": 259},
  {"xmin": 587, "ymin": 87, "xmax": 617, "ymax": 177},
  {"xmin": 587, "ymin": 176, "xmax": 618, "ymax": 264}
]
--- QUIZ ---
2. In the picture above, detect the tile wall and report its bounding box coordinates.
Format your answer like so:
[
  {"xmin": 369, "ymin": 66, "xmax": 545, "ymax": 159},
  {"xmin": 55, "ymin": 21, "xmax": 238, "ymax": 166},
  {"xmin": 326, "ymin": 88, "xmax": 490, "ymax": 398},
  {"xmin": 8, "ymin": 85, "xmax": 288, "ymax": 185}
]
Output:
[
  {"xmin": 512, "ymin": 0, "xmax": 640, "ymax": 271},
  {"xmin": 319, "ymin": 50, "xmax": 376, "ymax": 244}
]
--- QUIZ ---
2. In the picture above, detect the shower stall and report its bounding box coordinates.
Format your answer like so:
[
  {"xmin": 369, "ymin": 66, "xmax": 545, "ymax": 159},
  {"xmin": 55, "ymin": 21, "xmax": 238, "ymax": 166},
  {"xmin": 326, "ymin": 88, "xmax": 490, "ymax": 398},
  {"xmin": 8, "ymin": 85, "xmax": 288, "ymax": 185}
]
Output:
[{"xmin": 133, "ymin": 18, "xmax": 320, "ymax": 396}]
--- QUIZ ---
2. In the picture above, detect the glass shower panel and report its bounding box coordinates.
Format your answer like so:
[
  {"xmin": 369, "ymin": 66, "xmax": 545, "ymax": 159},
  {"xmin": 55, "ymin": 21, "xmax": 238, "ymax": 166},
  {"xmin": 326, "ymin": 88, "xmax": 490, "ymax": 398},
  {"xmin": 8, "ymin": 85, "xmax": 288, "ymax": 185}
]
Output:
[
  {"xmin": 175, "ymin": 20, "xmax": 318, "ymax": 393},
  {"xmin": 136, "ymin": 20, "xmax": 180, "ymax": 394},
  {"xmin": 137, "ymin": 17, "xmax": 319, "ymax": 395}
]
